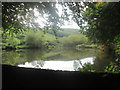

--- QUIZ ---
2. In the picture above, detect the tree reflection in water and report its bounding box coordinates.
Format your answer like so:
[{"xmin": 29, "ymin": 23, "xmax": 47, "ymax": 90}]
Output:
[{"xmin": 3, "ymin": 48, "xmax": 118, "ymax": 72}]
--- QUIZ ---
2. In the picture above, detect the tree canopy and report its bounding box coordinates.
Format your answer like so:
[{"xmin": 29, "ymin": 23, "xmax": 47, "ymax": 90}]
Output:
[
  {"xmin": 2, "ymin": 2, "xmax": 120, "ymax": 50},
  {"xmin": 65, "ymin": 2, "xmax": 120, "ymax": 46},
  {"xmin": 2, "ymin": 2, "xmax": 61, "ymax": 34}
]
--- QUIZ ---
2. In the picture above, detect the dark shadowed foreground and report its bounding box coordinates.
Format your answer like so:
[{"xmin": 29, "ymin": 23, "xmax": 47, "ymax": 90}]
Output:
[{"xmin": 2, "ymin": 64, "xmax": 120, "ymax": 88}]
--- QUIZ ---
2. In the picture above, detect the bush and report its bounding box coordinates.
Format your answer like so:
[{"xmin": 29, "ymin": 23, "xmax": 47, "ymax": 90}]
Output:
[
  {"xmin": 79, "ymin": 63, "xmax": 96, "ymax": 72},
  {"xmin": 25, "ymin": 30, "xmax": 56, "ymax": 48},
  {"xmin": 104, "ymin": 62, "xmax": 120, "ymax": 73},
  {"xmin": 5, "ymin": 36, "xmax": 20, "ymax": 48},
  {"xmin": 59, "ymin": 34, "xmax": 88, "ymax": 47},
  {"xmin": 25, "ymin": 31, "xmax": 45, "ymax": 48},
  {"xmin": 114, "ymin": 34, "xmax": 120, "ymax": 55}
]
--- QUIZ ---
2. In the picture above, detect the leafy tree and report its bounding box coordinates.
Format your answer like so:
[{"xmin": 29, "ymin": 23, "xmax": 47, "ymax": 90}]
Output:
[
  {"xmin": 24, "ymin": 30, "xmax": 56, "ymax": 48},
  {"xmin": 5, "ymin": 36, "xmax": 20, "ymax": 48},
  {"xmin": 2, "ymin": 2, "xmax": 64, "ymax": 49},
  {"xmin": 2, "ymin": 2, "xmax": 61, "ymax": 35},
  {"xmin": 64, "ymin": 2, "xmax": 120, "ymax": 48},
  {"xmin": 2, "ymin": 31, "xmax": 20, "ymax": 49}
]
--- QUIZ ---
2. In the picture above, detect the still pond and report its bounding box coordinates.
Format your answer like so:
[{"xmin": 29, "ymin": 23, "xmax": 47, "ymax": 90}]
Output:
[{"xmin": 2, "ymin": 48, "xmax": 116, "ymax": 71}]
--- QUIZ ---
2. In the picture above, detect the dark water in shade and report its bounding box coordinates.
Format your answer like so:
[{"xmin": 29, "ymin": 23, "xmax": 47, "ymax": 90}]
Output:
[{"xmin": 2, "ymin": 48, "xmax": 116, "ymax": 71}]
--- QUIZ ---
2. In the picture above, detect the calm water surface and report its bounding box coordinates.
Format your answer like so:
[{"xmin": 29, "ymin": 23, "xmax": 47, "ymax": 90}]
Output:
[{"xmin": 2, "ymin": 48, "xmax": 115, "ymax": 71}]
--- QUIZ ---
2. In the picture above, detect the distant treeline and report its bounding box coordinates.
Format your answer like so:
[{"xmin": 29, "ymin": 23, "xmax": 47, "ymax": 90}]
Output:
[{"xmin": 1, "ymin": 28, "xmax": 95, "ymax": 50}]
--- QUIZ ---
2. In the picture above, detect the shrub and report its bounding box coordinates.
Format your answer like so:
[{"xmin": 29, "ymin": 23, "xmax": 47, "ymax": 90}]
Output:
[
  {"xmin": 25, "ymin": 30, "xmax": 56, "ymax": 48},
  {"xmin": 5, "ymin": 36, "xmax": 20, "ymax": 48},
  {"xmin": 79, "ymin": 63, "xmax": 96, "ymax": 72},
  {"xmin": 114, "ymin": 34, "xmax": 120, "ymax": 55},
  {"xmin": 59, "ymin": 34, "xmax": 88, "ymax": 47},
  {"xmin": 25, "ymin": 31, "xmax": 44, "ymax": 48},
  {"xmin": 104, "ymin": 62, "xmax": 120, "ymax": 73}
]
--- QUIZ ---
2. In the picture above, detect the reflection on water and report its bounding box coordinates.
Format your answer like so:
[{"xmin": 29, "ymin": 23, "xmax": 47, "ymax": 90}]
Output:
[
  {"xmin": 2, "ymin": 48, "xmax": 116, "ymax": 72},
  {"xmin": 18, "ymin": 57, "xmax": 95, "ymax": 71},
  {"xmin": 2, "ymin": 48, "xmax": 98, "ymax": 65}
]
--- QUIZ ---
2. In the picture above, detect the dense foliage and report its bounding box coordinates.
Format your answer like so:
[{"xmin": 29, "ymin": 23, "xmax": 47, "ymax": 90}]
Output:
[
  {"xmin": 115, "ymin": 34, "xmax": 120, "ymax": 55},
  {"xmin": 104, "ymin": 62, "xmax": 120, "ymax": 73},
  {"xmin": 64, "ymin": 2, "xmax": 120, "ymax": 52},
  {"xmin": 2, "ymin": 2, "xmax": 61, "ymax": 34},
  {"xmin": 59, "ymin": 34, "xmax": 88, "ymax": 48},
  {"xmin": 2, "ymin": 27, "xmax": 89, "ymax": 50},
  {"xmin": 25, "ymin": 30, "xmax": 57, "ymax": 48},
  {"xmin": 79, "ymin": 63, "xmax": 96, "ymax": 72},
  {"xmin": 2, "ymin": 2, "xmax": 120, "ymax": 49}
]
